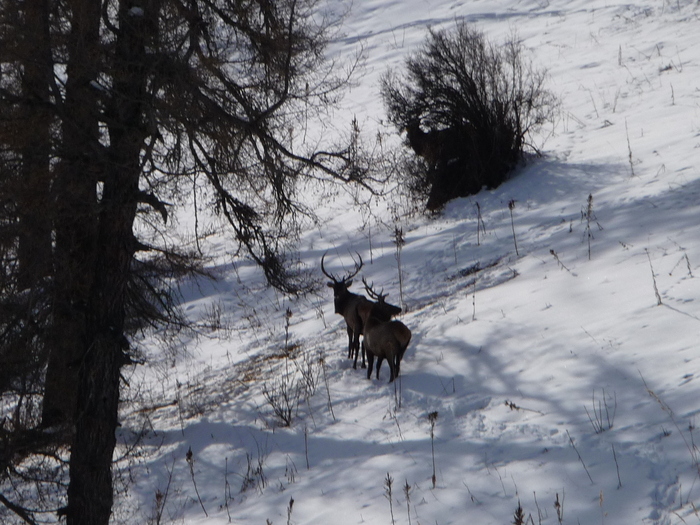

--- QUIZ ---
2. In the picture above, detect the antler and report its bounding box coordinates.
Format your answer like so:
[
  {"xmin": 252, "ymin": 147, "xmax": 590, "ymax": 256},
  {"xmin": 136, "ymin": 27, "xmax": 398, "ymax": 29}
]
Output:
[
  {"xmin": 320, "ymin": 252, "xmax": 337, "ymax": 282},
  {"xmin": 347, "ymin": 252, "xmax": 363, "ymax": 281},
  {"xmin": 362, "ymin": 276, "xmax": 387, "ymax": 302},
  {"xmin": 321, "ymin": 251, "xmax": 363, "ymax": 283}
]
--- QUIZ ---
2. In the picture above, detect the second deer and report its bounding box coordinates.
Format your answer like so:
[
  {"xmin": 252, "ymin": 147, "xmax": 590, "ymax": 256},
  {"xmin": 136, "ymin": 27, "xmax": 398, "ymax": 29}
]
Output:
[{"xmin": 360, "ymin": 278, "xmax": 411, "ymax": 382}]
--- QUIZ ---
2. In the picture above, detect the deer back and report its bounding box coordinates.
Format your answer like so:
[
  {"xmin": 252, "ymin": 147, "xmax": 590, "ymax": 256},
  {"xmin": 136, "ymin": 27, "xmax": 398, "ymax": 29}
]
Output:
[
  {"xmin": 388, "ymin": 319, "xmax": 411, "ymax": 350},
  {"xmin": 362, "ymin": 303, "xmax": 410, "ymax": 351}
]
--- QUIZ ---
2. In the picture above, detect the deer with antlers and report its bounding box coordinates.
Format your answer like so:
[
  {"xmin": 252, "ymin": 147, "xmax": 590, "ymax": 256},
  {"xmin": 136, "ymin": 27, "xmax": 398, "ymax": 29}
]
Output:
[
  {"xmin": 360, "ymin": 278, "xmax": 412, "ymax": 383},
  {"xmin": 321, "ymin": 251, "xmax": 367, "ymax": 368},
  {"xmin": 321, "ymin": 252, "xmax": 402, "ymax": 369}
]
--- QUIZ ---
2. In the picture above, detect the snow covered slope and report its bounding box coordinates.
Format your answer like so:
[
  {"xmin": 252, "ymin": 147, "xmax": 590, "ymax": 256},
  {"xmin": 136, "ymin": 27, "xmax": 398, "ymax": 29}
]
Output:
[{"xmin": 119, "ymin": 1, "xmax": 700, "ymax": 524}]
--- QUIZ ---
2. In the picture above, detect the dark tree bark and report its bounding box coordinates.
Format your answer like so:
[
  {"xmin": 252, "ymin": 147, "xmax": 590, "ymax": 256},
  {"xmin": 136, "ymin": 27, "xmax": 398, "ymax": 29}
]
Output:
[
  {"xmin": 17, "ymin": 0, "xmax": 53, "ymax": 289},
  {"xmin": 35, "ymin": 4, "xmax": 169, "ymax": 522},
  {"xmin": 66, "ymin": 337, "xmax": 121, "ymax": 525},
  {"xmin": 0, "ymin": 0, "xmax": 54, "ymax": 408},
  {"xmin": 65, "ymin": 1, "xmax": 152, "ymax": 523},
  {"xmin": 41, "ymin": 0, "xmax": 102, "ymax": 431}
]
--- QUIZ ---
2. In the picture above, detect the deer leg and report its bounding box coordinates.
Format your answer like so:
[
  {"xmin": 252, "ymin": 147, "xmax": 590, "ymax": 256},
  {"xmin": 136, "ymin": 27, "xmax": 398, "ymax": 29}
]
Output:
[
  {"xmin": 388, "ymin": 357, "xmax": 396, "ymax": 383},
  {"xmin": 346, "ymin": 326, "xmax": 353, "ymax": 359},
  {"xmin": 353, "ymin": 315, "xmax": 364, "ymax": 369},
  {"xmin": 360, "ymin": 340, "xmax": 367, "ymax": 369},
  {"xmin": 375, "ymin": 356, "xmax": 384, "ymax": 380},
  {"xmin": 352, "ymin": 330, "xmax": 361, "ymax": 369},
  {"xmin": 366, "ymin": 349, "xmax": 375, "ymax": 380}
]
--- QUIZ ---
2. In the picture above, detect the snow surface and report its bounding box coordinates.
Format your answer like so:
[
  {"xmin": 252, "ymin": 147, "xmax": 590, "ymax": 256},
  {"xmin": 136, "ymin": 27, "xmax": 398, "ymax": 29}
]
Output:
[{"xmin": 118, "ymin": 0, "xmax": 700, "ymax": 524}]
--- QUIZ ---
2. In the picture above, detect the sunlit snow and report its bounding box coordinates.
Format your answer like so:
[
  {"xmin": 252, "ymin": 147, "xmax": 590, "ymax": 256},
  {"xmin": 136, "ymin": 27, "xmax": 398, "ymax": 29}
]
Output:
[{"xmin": 117, "ymin": 1, "xmax": 700, "ymax": 524}]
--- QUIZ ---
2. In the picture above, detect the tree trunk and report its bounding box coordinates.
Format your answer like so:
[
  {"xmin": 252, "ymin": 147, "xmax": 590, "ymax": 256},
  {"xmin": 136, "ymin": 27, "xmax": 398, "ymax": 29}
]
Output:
[
  {"xmin": 41, "ymin": 0, "xmax": 102, "ymax": 431},
  {"xmin": 65, "ymin": 0, "xmax": 152, "ymax": 522},
  {"xmin": 66, "ymin": 335, "xmax": 121, "ymax": 525},
  {"xmin": 17, "ymin": 0, "xmax": 53, "ymax": 289}
]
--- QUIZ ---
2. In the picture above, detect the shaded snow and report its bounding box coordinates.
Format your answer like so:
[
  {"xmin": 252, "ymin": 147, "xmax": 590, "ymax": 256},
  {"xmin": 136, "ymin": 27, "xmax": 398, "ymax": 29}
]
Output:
[{"xmin": 117, "ymin": 1, "xmax": 700, "ymax": 524}]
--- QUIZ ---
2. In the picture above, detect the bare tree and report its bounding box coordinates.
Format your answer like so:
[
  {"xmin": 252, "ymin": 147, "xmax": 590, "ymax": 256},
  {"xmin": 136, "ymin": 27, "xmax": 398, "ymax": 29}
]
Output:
[
  {"xmin": 0, "ymin": 0, "xmax": 373, "ymax": 523},
  {"xmin": 0, "ymin": 3, "xmax": 61, "ymax": 521}
]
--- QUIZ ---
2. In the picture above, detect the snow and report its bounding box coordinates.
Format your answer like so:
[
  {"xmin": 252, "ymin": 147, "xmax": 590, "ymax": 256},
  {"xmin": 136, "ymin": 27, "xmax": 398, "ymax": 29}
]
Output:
[{"xmin": 117, "ymin": 0, "xmax": 700, "ymax": 524}]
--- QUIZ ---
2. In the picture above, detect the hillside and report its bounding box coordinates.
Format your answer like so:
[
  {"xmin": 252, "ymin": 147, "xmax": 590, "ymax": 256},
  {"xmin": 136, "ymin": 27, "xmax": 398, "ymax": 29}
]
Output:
[{"xmin": 119, "ymin": 0, "xmax": 700, "ymax": 524}]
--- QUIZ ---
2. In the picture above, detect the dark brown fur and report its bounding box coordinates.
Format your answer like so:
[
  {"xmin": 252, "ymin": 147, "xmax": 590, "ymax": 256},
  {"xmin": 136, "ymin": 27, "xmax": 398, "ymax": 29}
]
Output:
[
  {"xmin": 360, "ymin": 305, "xmax": 411, "ymax": 382},
  {"xmin": 322, "ymin": 252, "xmax": 367, "ymax": 368},
  {"xmin": 360, "ymin": 279, "xmax": 411, "ymax": 382}
]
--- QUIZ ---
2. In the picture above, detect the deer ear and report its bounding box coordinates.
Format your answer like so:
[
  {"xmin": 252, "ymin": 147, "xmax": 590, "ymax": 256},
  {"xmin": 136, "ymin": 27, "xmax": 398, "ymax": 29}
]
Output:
[
  {"xmin": 346, "ymin": 279, "xmax": 353, "ymax": 288},
  {"xmin": 327, "ymin": 282, "xmax": 334, "ymax": 288}
]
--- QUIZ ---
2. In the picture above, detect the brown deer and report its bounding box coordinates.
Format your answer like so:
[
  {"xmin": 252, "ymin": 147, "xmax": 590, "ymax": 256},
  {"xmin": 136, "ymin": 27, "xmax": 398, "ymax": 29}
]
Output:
[
  {"xmin": 321, "ymin": 252, "xmax": 367, "ymax": 368},
  {"xmin": 360, "ymin": 279, "xmax": 411, "ymax": 383},
  {"xmin": 405, "ymin": 118, "xmax": 471, "ymax": 167},
  {"xmin": 355, "ymin": 278, "xmax": 402, "ymax": 369},
  {"xmin": 405, "ymin": 118, "xmax": 448, "ymax": 168},
  {"xmin": 405, "ymin": 118, "xmax": 480, "ymax": 210},
  {"xmin": 321, "ymin": 253, "xmax": 402, "ymax": 369}
]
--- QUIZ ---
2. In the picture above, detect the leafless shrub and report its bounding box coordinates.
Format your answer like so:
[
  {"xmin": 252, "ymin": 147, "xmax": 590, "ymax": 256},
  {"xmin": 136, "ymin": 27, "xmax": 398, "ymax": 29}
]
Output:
[
  {"xmin": 262, "ymin": 373, "xmax": 302, "ymax": 427},
  {"xmin": 584, "ymin": 389, "xmax": 617, "ymax": 433},
  {"xmin": 293, "ymin": 351, "xmax": 321, "ymax": 400},
  {"xmin": 384, "ymin": 472, "xmax": 396, "ymax": 525},
  {"xmin": 381, "ymin": 22, "xmax": 558, "ymax": 210},
  {"xmin": 147, "ymin": 460, "xmax": 174, "ymax": 525},
  {"xmin": 240, "ymin": 449, "xmax": 268, "ymax": 494}
]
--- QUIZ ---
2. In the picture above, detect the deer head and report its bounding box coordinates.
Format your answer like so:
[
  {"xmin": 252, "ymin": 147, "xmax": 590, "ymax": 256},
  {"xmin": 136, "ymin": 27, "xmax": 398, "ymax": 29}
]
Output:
[
  {"xmin": 321, "ymin": 251, "xmax": 363, "ymax": 300},
  {"xmin": 362, "ymin": 277, "xmax": 402, "ymax": 320}
]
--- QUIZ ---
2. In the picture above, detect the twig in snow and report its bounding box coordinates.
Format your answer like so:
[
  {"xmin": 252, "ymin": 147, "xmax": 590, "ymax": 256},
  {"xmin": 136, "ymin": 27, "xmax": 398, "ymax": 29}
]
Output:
[
  {"xmin": 582, "ymin": 194, "xmax": 597, "ymax": 260},
  {"xmin": 508, "ymin": 200, "xmax": 519, "ymax": 256},
  {"xmin": 625, "ymin": 119, "xmax": 635, "ymax": 177},
  {"xmin": 534, "ymin": 491, "xmax": 544, "ymax": 525},
  {"xmin": 385, "ymin": 472, "xmax": 396, "ymax": 525},
  {"xmin": 504, "ymin": 400, "xmax": 545, "ymax": 415},
  {"xmin": 669, "ymin": 253, "xmax": 693, "ymax": 278},
  {"xmin": 612, "ymin": 444, "xmax": 622, "ymax": 489},
  {"xmin": 319, "ymin": 351, "xmax": 336, "ymax": 421},
  {"xmin": 645, "ymin": 248, "xmax": 663, "ymax": 306},
  {"xmin": 224, "ymin": 457, "xmax": 232, "ymax": 522},
  {"xmin": 394, "ymin": 225, "xmax": 406, "ymax": 310},
  {"xmin": 286, "ymin": 496, "xmax": 294, "ymax": 525},
  {"xmin": 566, "ymin": 430, "xmax": 594, "ymax": 484},
  {"xmin": 186, "ymin": 447, "xmax": 209, "ymax": 517},
  {"xmin": 428, "ymin": 411, "xmax": 438, "ymax": 489},
  {"xmin": 404, "ymin": 479, "xmax": 412, "ymax": 525},
  {"xmin": 641, "ymin": 372, "xmax": 699, "ymax": 469},
  {"xmin": 554, "ymin": 491, "xmax": 565, "ymax": 524},
  {"xmin": 476, "ymin": 202, "xmax": 486, "ymax": 246},
  {"xmin": 550, "ymin": 249, "xmax": 571, "ymax": 273},
  {"xmin": 513, "ymin": 500, "xmax": 526, "ymax": 525},
  {"xmin": 462, "ymin": 481, "xmax": 481, "ymax": 504},
  {"xmin": 472, "ymin": 274, "xmax": 477, "ymax": 321},
  {"xmin": 584, "ymin": 389, "xmax": 616, "ymax": 433}
]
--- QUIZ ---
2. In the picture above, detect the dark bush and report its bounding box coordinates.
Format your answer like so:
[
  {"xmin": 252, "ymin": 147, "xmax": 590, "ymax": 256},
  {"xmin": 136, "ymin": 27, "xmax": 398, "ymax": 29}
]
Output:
[{"xmin": 381, "ymin": 22, "xmax": 558, "ymax": 210}]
